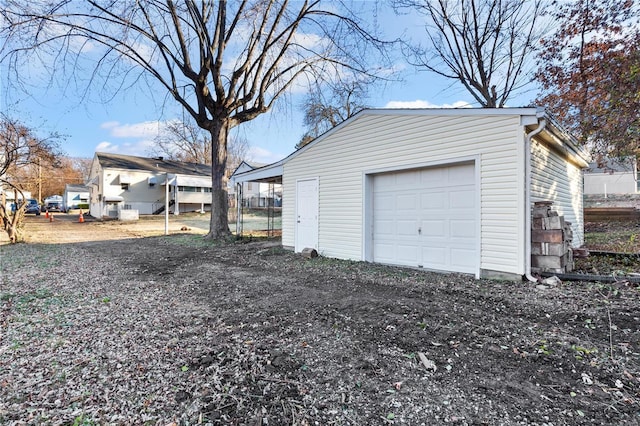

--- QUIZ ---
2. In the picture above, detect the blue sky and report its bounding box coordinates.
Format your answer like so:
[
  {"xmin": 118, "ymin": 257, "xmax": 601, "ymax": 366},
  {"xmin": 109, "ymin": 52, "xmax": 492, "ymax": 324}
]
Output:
[{"xmin": 0, "ymin": 3, "xmax": 539, "ymax": 165}]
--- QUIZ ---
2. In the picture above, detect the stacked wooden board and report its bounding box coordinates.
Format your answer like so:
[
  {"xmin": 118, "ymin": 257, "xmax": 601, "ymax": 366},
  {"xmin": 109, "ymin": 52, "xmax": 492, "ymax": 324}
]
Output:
[{"xmin": 531, "ymin": 201, "xmax": 574, "ymax": 274}]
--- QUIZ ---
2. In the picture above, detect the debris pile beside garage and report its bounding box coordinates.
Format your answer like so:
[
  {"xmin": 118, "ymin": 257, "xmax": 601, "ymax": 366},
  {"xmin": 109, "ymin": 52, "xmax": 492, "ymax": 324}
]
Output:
[{"xmin": 531, "ymin": 201, "xmax": 574, "ymax": 274}]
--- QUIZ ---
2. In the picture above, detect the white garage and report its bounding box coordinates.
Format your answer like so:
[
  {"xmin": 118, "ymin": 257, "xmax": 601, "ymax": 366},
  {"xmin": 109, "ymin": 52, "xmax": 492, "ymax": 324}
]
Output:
[
  {"xmin": 372, "ymin": 162, "xmax": 478, "ymax": 273},
  {"xmin": 232, "ymin": 108, "xmax": 590, "ymax": 280}
]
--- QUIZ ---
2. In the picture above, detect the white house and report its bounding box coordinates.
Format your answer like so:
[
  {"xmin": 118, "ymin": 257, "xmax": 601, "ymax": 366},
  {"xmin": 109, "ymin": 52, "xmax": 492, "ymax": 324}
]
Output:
[
  {"xmin": 63, "ymin": 184, "xmax": 90, "ymax": 210},
  {"xmin": 232, "ymin": 108, "xmax": 590, "ymax": 280},
  {"xmin": 229, "ymin": 161, "xmax": 282, "ymax": 208},
  {"xmin": 1, "ymin": 188, "xmax": 32, "ymax": 211},
  {"xmin": 583, "ymin": 157, "xmax": 638, "ymax": 195},
  {"xmin": 88, "ymin": 153, "xmax": 212, "ymax": 218}
]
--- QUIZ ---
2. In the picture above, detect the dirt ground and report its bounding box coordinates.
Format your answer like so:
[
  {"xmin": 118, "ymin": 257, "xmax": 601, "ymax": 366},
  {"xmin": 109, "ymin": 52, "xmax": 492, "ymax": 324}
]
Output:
[
  {"xmin": 1, "ymin": 216, "xmax": 640, "ymax": 425},
  {"xmin": 0, "ymin": 211, "xmax": 279, "ymax": 245}
]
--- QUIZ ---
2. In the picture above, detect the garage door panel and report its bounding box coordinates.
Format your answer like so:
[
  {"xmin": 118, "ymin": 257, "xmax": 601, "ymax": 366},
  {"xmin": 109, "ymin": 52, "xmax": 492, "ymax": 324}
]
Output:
[
  {"xmin": 374, "ymin": 173, "xmax": 397, "ymax": 188},
  {"xmin": 421, "ymin": 167, "xmax": 447, "ymax": 187},
  {"xmin": 374, "ymin": 219, "xmax": 394, "ymax": 235},
  {"xmin": 421, "ymin": 247, "xmax": 447, "ymax": 267},
  {"xmin": 448, "ymin": 163, "xmax": 475, "ymax": 183},
  {"xmin": 396, "ymin": 193, "xmax": 417, "ymax": 210},
  {"xmin": 449, "ymin": 189, "xmax": 475, "ymax": 208},
  {"xmin": 397, "ymin": 244, "xmax": 419, "ymax": 262},
  {"xmin": 373, "ymin": 162, "xmax": 477, "ymax": 274},
  {"xmin": 450, "ymin": 220, "xmax": 476, "ymax": 238},
  {"xmin": 373, "ymin": 242, "xmax": 395, "ymax": 259},
  {"xmin": 450, "ymin": 248, "xmax": 477, "ymax": 270},
  {"xmin": 397, "ymin": 220, "xmax": 418, "ymax": 235},
  {"xmin": 373, "ymin": 193, "xmax": 394, "ymax": 211},
  {"xmin": 421, "ymin": 219, "xmax": 446, "ymax": 237},
  {"xmin": 396, "ymin": 169, "xmax": 420, "ymax": 186},
  {"xmin": 421, "ymin": 191, "xmax": 446, "ymax": 209}
]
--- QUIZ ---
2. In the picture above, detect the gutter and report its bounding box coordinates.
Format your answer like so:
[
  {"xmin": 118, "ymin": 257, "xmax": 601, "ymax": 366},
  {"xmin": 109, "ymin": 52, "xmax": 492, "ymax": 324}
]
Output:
[
  {"xmin": 541, "ymin": 122, "xmax": 590, "ymax": 168},
  {"xmin": 524, "ymin": 118, "xmax": 547, "ymax": 282}
]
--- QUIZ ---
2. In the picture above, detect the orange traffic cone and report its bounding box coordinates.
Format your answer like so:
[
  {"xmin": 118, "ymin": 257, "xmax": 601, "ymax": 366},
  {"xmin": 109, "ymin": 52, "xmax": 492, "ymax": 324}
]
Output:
[
  {"xmin": 45, "ymin": 210, "xmax": 49, "ymax": 219},
  {"xmin": 78, "ymin": 210, "xmax": 85, "ymax": 223}
]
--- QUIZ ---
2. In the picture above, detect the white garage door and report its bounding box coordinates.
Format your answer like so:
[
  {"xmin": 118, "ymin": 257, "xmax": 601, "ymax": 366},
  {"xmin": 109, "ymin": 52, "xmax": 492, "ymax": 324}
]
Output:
[{"xmin": 372, "ymin": 162, "xmax": 478, "ymax": 274}]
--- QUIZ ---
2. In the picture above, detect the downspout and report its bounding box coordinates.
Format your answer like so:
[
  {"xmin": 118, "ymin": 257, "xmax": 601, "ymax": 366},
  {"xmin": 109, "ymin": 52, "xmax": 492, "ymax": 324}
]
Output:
[{"xmin": 524, "ymin": 118, "xmax": 547, "ymax": 282}]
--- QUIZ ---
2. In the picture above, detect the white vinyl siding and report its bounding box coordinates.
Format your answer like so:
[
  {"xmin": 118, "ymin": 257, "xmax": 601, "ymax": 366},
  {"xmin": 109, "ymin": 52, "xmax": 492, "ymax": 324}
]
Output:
[
  {"xmin": 283, "ymin": 113, "xmax": 525, "ymax": 275},
  {"xmin": 530, "ymin": 138, "xmax": 585, "ymax": 247}
]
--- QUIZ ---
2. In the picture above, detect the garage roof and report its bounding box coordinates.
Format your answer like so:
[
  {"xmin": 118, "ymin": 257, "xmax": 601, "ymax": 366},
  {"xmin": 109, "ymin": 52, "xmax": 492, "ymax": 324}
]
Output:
[{"xmin": 231, "ymin": 107, "xmax": 589, "ymax": 184}]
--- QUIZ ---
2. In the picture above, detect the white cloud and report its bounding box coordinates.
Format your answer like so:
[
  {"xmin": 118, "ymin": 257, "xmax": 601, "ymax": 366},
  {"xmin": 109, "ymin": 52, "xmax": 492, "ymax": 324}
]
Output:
[
  {"xmin": 100, "ymin": 121, "xmax": 120, "ymax": 130},
  {"xmin": 384, "ymin": 100, "xmax": 472, "ymax": 109},
  {"xmin": 100, "ymin": 120, "xmax": 163, "ymax": 139},
  {"xmin": 95, "ymin": 141, "xmax": 117, "ymax": 152},
  {"xmin": 96, "ymin": 120, "xmax": 165, "ymax": 156},
  {"xmin": 291, "ymin": 32, "xmax": 325, "ymax": 51},
  {"xmin": 247, "ymin": 146, "xmax": 286, "ymax": 164},
  {"xmin": 94, "ymin": 138, "xmax": 157, "ymax": 156}
]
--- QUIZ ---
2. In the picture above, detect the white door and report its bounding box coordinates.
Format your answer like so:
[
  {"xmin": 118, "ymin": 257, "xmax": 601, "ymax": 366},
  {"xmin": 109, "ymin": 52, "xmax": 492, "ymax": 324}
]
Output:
[
  {"xmin": 295, "ymin": 178, "xmax": 319, "ymax": 252},
  {"xmin": 372, "ymin": 163, "xmax": 477, "ymax": 274}
]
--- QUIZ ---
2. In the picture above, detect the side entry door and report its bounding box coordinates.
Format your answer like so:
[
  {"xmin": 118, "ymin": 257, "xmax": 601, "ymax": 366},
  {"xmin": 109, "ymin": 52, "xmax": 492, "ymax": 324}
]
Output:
[{"xmin": 295, "ymin": 178, "xmax": 319, "ymax": 252}]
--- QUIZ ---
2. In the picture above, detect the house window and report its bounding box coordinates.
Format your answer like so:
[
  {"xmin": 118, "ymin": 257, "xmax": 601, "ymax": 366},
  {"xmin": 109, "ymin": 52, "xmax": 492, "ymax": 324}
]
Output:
[
  {"xmin": 203, "ymin": 187, "xmax": 212, "ymax": 193},
  {"xmin": 121, "ymin": 183, "xmax": 130, "ymax": 191},
  {"xmin": 178, "ymin": 186, "xmax": 199, "ymax": 192}
]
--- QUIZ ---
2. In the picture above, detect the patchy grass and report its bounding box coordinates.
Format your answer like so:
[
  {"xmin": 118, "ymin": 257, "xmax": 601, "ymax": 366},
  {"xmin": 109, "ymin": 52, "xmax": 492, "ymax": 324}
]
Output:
[
  {"xmin": 584, "ymin": 221, "xmax": 640, "ymax": 252},
  {"xmin": 578, "ymin": 221, "xmax": 640, "ymax": 274}
]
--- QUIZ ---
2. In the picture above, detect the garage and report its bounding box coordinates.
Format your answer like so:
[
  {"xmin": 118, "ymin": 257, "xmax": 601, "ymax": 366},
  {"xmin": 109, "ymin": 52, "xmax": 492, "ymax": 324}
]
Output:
[
  {"xmin": 372, "ymin": 162, "xmax": 478, "ymax": 273},
  {"xmin": 232, "ymin": 108, "xmax": 590, "ymax": 279}
]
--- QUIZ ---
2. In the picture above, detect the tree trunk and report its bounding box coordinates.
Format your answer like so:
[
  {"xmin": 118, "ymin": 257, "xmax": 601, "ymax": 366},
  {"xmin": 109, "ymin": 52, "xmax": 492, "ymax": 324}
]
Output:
[
  {"xmin": 0, "ymin": 191, "xmax": 24, "ymax": 243},
  {"xmin": 1, "ymin": 207, "xmax": 23, "ymax": 243},
  {"xmin": 7, "ymin": 221, "xmax": 18, "ymax": 243},
  {"xmin": 205, "ymin": 119, "xmax": 232, "ymax": 240}
]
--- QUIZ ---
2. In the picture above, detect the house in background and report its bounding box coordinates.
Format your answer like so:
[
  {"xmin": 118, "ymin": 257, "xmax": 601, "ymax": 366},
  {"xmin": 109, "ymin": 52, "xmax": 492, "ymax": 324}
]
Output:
[
  {"xmin": 583, "ymin": 156, "xmax": 638, "ymax": 195},
  {"xmin": 63, "ymin": 184, "xmax": 90, "ymax": 210},
  {"xmin": 0, "ymin": 188, "xmax": 32, "ymax": 211},
  {"xmin": 229, "ymin": 161, "xmax": 282, "ymax": 208},
  {"xmin": 88, "ymin": 153, "xmax": 212, "ymax": 218},
  {"xmin": 233, "ymin": 108, "xmax": 589, "ymax": 280}
]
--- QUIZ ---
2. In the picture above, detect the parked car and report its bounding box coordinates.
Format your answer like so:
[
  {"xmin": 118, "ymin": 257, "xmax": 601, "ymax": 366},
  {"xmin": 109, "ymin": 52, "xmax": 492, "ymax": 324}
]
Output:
[
  {"xmin": 45, "ymin": 201, "xmax": 63, "ymax": 212},
  {"xmin": 25, "ymin": 199, "xmax": 41, "ymax": 215}
]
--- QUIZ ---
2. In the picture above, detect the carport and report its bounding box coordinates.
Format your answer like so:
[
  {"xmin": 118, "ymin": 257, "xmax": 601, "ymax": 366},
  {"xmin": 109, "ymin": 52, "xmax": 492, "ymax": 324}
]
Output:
[{"xmin": 231, "ymin": 163, "xmax": 283, "ymax": 237}]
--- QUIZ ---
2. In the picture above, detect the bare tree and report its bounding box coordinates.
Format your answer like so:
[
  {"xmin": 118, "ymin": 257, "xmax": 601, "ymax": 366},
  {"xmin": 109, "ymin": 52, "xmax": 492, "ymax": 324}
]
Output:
[
  {"xmin": 70, "ymin": 157, "xmax": 93, "ymax": 184},
  {"xmin": 394, "ymin": 0, "xmax": 543, "ymax": 107},
  {"xmin": 296, "ymin": 76, "xmax": 370, "ymax": 149},
  {"xmin": 151, "ymin": 117, "xmax": 250, "ymax": 170},
  {"xmin": 0, "ymin": 115, "xmax": 60, "ymax": 243},
  {"xmin": 1, "ymin": 0, "xmax": 388, "ymax": 239}
]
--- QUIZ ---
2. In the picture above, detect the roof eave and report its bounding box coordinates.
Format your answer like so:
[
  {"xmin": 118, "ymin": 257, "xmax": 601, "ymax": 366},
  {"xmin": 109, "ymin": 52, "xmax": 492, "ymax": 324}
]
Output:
[{"xmin": 539, "ymin": 113, "xmax": 591, "ymax": 168}]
